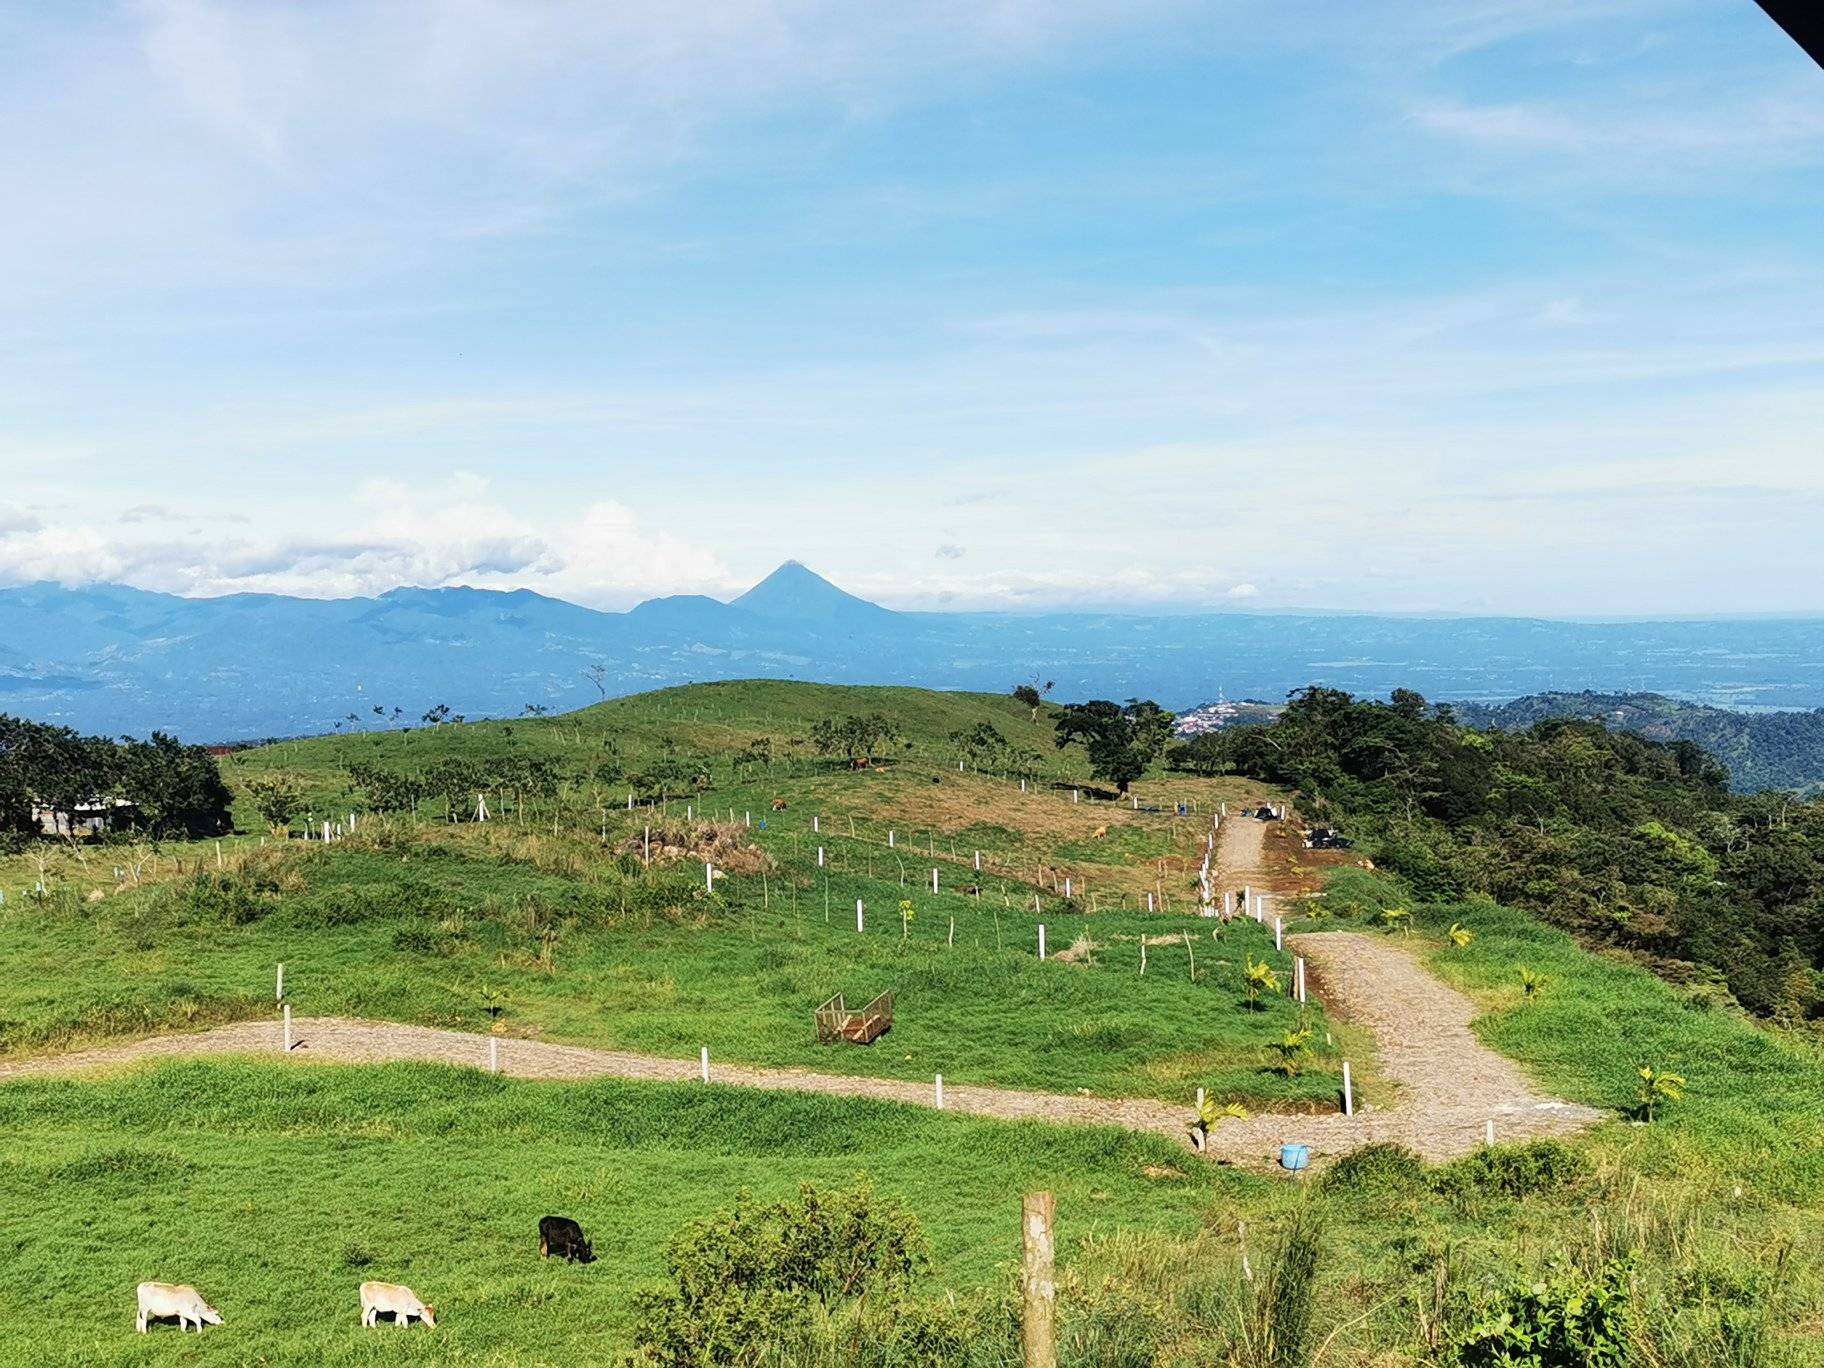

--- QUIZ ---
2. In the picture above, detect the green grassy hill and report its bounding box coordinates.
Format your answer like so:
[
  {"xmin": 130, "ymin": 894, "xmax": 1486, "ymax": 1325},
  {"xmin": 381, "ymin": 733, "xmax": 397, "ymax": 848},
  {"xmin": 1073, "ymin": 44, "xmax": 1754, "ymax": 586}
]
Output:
[{"xmin": 8, "ymin": 680, "xmax": 1824, "ymax": 1362}]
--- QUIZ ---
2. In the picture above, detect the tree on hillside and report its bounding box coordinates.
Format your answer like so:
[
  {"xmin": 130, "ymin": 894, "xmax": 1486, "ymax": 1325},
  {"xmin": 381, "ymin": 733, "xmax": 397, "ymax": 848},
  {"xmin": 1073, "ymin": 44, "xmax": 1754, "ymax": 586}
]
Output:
[
  {"xmin": 810, "ymin": 714, "xmax": 902, "ymax": 768},
  {"xmin": 1166, "ymin": 733, "xmax": 1231, "ymax": 777},
  {"xmin": 1054, "ymin": 698, "xmax": 1176, "ymax": 795},
  {"xmin": 1012, "ymin": 678, "xmax": 1054, "ymax": 721},
  {"xmin": 582, "ymin": 663, "xmax": 609, "ymax": 701},
  {"xmin": 950, "ymin": 722, "xmax": 1010, "ymax": 772},
  {"xmin": 245, "ymin": 774, "xmax": 306, "ymax": 835},
  {"xmin": 119, "ymin": 732, "xmax": 233, "ymax": 837}
]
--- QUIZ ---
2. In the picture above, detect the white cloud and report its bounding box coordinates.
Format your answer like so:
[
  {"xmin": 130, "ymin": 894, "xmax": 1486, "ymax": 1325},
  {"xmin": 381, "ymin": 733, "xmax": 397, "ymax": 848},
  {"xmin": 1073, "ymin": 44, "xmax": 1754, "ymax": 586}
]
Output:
[
  {"xmin": 1226, "ymin": 583, "xmax": 1259, "ymax": 600},
  {"xmin": 0, "ymin": 473, "xmax": 735, "ymax": 607}
]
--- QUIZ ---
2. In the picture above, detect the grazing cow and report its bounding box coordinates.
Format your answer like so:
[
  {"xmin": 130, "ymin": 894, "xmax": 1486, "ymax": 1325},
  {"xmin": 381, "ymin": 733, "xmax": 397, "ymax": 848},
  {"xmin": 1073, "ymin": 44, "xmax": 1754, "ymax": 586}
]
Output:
[
  {"xmin": 135, "ymin": 1282, "xmax": 222, "ymax": 1334},
  {"xmin": 359, "ymin": 1281, "xmax": 436, "ymax": 1328},
  {"xmin": 770, "ymin": 798, "xmax": 788, "ymax": 811},
  {"xmin": 539, "ymin": 1215, "xmax": 594, "ymax": 1263}
]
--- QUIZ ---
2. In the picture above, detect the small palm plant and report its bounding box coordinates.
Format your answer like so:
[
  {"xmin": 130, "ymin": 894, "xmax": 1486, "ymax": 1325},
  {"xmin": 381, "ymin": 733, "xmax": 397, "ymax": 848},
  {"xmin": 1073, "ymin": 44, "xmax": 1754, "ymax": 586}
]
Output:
[
  {"xmin": 1243, "ymin": 957, "xmax": 1281, "ymax": 1010},
  {"xmin": 1189, "ymin": 1096, "xmax": 1251, "ymax": 1149},
  {"xmin": 1517, "ymin": 966, "xmax": 1547, "ymax": 1002},
  {"xmin": 1446, "ymin": 922, "xmax": 1474, "ymax": 949},
  {"xmin": 1635, "ymin": 1064, "xmax": 1686, "ymax": 1122},
  {"xmin": 1268, "ymin": 1025, "xmax": 1313, "ymax": 1078},
  {"xmin": 1378, "ymin": 906, "xmax": 1412, "ymax": 935},
  {"xmin": 480, "ymin": 984, "xmax": 508, "ymax": 1034},
  {"xmin": 898, "ymin": 899, "xmax": 914, "ymax": 941}
]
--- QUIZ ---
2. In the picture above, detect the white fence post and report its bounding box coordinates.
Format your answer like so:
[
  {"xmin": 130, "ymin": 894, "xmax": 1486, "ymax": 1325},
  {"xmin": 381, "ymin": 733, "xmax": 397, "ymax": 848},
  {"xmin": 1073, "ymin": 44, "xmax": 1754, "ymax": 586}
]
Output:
[
  {"xmin": 932, "ymin": 868, "xmax": 939, "ymax": 893},
  {"xmin": 1342, "ymin": 1062, "xmax": 1354, "ymax": 1116},
  {"xmin": 1038, "ymin": 924, "xmax": 1047, "ymax": 960},
  {"xmin": 489, "ymin": 1037, "xmax": 499, "ymax": 1074},
  {"xmin": 817, "ymin": 846, "xmax": 825, "ymax": 867},
  {"xmin": 935, "ymin": 1074, "xmax": 945, "ymax": 1109},
  {"xmin": 705, "ymin": 862, "xmax": 715, "ymax": 892},
  {"xmin": 700, "ymin": 1046, "xmax": 710, "ymax": 1083},
  {"xmin": 856, "ymin": 900, "xmax": 865, "ymax": 932},
  {"xmin": 282, "ymin": 1004, "xmax": 293, "ymax": 1053},
  {"xmin": 1274, "ymin": 917, "xmax": 1283, "ymax": 951},
  {"xmin": 275, "ymin": 962, "xmax": 284, "ymax": 1002}
]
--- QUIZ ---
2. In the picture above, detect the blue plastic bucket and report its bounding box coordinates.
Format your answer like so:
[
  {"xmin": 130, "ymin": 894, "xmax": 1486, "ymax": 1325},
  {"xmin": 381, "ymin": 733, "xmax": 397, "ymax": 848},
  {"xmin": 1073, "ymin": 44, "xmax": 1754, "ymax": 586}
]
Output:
[{"xmin": 1279, "ymin": 1144, "xmax": 1310, "ymax": 1172}]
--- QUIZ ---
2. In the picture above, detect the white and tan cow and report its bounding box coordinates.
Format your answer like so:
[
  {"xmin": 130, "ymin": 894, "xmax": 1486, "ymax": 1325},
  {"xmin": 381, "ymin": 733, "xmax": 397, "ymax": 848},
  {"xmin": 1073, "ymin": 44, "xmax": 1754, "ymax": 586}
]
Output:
[
  {"xmin": 359, "ymin": 1281, "xmax": 436, "ymax": 1328},
  {"xmin": 135, "ymin": 1282, "xmax": 223, "ymax": 1333}
]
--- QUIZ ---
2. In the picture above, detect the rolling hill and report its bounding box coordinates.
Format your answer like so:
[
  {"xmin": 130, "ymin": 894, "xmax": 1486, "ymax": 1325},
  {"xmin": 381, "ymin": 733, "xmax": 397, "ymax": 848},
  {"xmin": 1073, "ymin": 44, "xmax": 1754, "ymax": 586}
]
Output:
[{"xmin": 1452, "ymin": 690, "xmax": 1824, "ymax": 793}]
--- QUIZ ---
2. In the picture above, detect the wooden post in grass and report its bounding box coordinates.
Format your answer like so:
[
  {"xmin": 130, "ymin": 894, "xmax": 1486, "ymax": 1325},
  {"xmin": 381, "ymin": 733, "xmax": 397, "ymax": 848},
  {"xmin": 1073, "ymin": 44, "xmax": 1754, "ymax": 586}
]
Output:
[
  {"xmin": 817, "ymin": 846, "xmax": 825, "ymax": 867},
  {"xmin": 700, "ymin": 1046, "xmax": 710, "ymax": 1083},
  {"xmin": 813, "ymin": 814, "xmax": 820, "ymax": 832},
  {"xmin": 935, "ymin": 1074, "xmax": 945, "ymax": 1109},
  {"xmin": 275, "ymin": 963, "xmax": 284, "ymax": 1002},
  {"xmin": 889, "ymin": 830, "xmax": 895, "ymax": 847},
  {"xmin": 282, "ymin": 1004, "xmax": 292, "ymax": 1053},
  {"xmin": 1140, "ymin": 939, "xmax": 1147, "ymax": 975},
  {"xmin": 1295, "ymin": 956, "xmax": 1306, "ymax": 1003},
  {"xmin": 489, "ymin": 1037, "xmax": 499, "ymax": 1074},
  {"xmin": 932, "ymin": 867, "xmax": 939, "ymax": 894},
  {"xmin": 1275, "ymin": 917, "xmax": 1283, "ymax": 951},
  {"xmin": 856, "ymin": 900, "xmax": 865, "ymax": 932},
  {"xmin": 1037, "ymin": 924, "xmax": 1046, "ymax": 959},
  {"xmin": 1022, "ymin": 1193, "xmax": 1058, "ymax": 1368},
  {"xmin": 705, "ymin": 863, "xmax": 714, "ymax": 892},
  {"xmin": 1342, "ymin": 1062, "xmax": 1354, "ymax": 1116}
]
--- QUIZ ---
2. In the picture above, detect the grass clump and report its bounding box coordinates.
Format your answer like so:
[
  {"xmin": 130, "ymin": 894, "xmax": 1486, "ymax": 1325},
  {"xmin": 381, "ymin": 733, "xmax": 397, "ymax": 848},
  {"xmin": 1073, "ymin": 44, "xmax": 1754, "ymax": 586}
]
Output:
[
  {"xmin": 1319, "ymin": 1142, "xmax": 1427, "ymax": 1199},
  {"xmin": 1432, "ymin": 1139, "xmax": 1590, "ymax": 1203}
]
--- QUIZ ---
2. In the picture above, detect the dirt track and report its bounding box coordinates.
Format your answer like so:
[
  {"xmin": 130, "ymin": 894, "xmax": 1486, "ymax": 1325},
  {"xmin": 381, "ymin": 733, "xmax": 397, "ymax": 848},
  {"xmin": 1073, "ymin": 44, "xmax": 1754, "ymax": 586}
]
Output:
[{"xmin": 0, "ymin": 940, "xmax": 1600, "ymax": 1166}]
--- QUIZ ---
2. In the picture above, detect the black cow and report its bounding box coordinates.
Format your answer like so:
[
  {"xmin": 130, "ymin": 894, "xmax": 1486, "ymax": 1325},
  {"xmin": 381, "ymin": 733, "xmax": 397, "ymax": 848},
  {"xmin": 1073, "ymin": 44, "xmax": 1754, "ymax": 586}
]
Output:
[{"xmin": 539, "ymin": 1215, "xmax": 594, "ymax": 1264}]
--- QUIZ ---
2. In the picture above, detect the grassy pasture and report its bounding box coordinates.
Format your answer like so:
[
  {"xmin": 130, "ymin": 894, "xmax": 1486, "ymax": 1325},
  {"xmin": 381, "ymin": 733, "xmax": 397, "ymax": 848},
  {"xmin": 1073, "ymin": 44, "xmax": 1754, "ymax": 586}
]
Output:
[
  {"xmin": 0, "ymin": 1059, "xmax": 1233, "ymax": 1364},
  {"xmin": 0, "ymin": 682, "xmax": 1333, "ymax": 1111}
]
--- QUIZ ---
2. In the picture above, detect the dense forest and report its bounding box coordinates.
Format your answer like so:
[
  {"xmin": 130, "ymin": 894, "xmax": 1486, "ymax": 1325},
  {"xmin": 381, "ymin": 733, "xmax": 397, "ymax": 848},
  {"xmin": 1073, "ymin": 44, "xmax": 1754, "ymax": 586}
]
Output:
[
  {"xmin": 0, "ymin": 715, "xmax": 232, "ymax": 844},
  {"xmin": 1450, "ymin": 690, "xmax": 1824, "ymax": 794},
  {"xmin": 1173, "ymin": 688, "xmax": 1824, "ymax": 1020}
]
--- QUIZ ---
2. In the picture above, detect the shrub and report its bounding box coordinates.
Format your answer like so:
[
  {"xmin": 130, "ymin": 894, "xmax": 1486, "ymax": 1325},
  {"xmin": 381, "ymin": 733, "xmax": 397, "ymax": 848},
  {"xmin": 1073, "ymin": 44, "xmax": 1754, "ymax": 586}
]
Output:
[
  {"xmin": 1454, "ymin": 1256, "xmax": 1632, "ymax": 1368},
  {"xmin": 1432, "ymin": 1140, "xmax": 1590, "ymax": 1202},
  {"xmin": 632, "ymin": 1181, "xmax": 926, "ymax": 1366},
  {"xmin": 1320, "ymin": 1142, "xmax": 1426, "ymax": 1197}
]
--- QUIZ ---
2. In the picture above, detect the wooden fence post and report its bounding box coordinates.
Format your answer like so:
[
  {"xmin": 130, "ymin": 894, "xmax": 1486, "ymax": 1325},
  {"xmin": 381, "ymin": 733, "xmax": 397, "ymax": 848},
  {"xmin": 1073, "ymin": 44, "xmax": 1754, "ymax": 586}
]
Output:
[{"xmin": 1022, "ymin": 1192, "xmax": 1057, "ymax": 1368}]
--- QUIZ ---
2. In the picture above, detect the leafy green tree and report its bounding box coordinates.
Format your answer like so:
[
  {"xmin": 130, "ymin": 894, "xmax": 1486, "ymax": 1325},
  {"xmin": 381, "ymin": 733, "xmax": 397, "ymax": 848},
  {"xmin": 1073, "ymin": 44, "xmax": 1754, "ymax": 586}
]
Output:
[
  {"xmin": 1054, "ymin": 698, "xmax": 1176, "ymax": 795},
  {"xmin": 810, "ymin": 713, "xmax": 901, "ymax": 767},
  {"xmin": 1012, "ymin": 678, "xmax": 1053, "ymax": 720},
  {"xmin": 245, "ymin": 774, "xmax": 306, "ymax": 835},
  {"xmin": 119, "ymin": 732, "xmax": 233, "ymax": 837}
]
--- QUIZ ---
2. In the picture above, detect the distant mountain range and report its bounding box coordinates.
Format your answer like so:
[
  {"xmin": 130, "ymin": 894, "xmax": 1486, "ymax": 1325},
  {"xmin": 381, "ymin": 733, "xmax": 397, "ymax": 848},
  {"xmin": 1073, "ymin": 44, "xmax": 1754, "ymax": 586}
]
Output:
[
  {"xmin": 9, "ymin": 561, "xmax": 1824, "ymax": 743},
  {"xmin": 1451, "ymin": 691, "xmax": 1824, "ymax": 794}
]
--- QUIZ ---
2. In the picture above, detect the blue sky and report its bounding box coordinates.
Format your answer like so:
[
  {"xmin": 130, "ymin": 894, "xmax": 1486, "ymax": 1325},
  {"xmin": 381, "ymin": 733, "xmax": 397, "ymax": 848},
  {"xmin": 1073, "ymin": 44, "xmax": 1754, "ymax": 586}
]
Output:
[{"xmin": 0, "ymin": 0, "xmax": 1820, "ymax": 615}]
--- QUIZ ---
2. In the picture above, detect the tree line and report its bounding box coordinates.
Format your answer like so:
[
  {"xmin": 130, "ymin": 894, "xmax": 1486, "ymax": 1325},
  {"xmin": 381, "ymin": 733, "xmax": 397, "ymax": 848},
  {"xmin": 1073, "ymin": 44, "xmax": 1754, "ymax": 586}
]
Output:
[
  {"xmin": 0, "ymin": 714, "xmax": 232, "ymax": 843},
  {"xmin": 1174, "ymin": 686, "xmax": 1824, "ymax": 1019}
]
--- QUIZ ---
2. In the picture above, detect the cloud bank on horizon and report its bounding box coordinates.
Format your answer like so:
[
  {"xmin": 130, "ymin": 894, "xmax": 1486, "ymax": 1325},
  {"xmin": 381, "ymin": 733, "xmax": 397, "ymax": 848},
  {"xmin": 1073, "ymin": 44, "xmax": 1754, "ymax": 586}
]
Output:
[{"xmin": 0, "ymin": 0, "xmax": 1820, "ymax": 616}]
